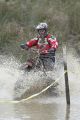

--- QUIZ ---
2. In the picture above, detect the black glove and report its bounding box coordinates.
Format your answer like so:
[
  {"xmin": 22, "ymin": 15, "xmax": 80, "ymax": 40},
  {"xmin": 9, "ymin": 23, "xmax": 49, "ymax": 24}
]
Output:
[
  {"xmin": 20, "ymin": 44, "xmax": 29, "ymax": 50},
  {"xmin": 20, "ymin": 44, "xmax": 25, "ymax": 49}
]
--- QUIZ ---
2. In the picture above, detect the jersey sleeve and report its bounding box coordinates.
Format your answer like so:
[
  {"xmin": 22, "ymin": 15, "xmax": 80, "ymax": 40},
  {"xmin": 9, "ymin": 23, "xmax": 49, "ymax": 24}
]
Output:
[{"xmin": 26, "ymin": 38, "xmax": 38, "ymax": 48}]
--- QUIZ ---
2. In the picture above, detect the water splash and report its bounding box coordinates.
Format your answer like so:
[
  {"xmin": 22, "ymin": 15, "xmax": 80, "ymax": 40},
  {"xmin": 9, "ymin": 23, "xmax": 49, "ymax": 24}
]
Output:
[
  {"xmin": 0, "ymin": 48, "xmax": 80, "ymax": 101},
  {"xmin": 67, "ymin": 49, "xmax": 80, "ymax": 96},
  {"xmin": 0, "ymin": 55, "xmax": 21, "ymax": 100}
]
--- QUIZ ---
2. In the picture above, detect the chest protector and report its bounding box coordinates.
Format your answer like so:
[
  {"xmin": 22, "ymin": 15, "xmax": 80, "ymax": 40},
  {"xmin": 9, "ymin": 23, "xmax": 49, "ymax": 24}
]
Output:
[{"xmin": 37, "ymin": 37, "xmax": 51, "ymax": 49}]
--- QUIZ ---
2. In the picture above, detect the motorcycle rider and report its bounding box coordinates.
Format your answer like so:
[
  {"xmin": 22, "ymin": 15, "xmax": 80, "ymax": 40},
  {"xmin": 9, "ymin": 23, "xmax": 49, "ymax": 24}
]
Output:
[{"xmin": 20, "ymin": 22, "xmax": 58, "ymax": 71}]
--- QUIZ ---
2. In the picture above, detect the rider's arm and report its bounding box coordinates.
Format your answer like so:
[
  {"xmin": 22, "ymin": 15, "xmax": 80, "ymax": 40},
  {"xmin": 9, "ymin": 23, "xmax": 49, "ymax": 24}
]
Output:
[
  {"xmin": 26, "ymin": 38, "xmax": 38, "ymax": 48},
  {"xmin": 48, "ymin": 35, "xmax": 58, "ymax": 50},
  {"xmin": 20, "ymin": 38, "xmax": 38, "ymax": 50}
]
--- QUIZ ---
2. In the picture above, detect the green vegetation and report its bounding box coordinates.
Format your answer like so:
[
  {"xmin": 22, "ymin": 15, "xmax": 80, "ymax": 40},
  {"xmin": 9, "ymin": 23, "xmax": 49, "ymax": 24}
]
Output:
[{"xmin": 0, "ymin": 0, "xmax": 80, "ymax": 59}]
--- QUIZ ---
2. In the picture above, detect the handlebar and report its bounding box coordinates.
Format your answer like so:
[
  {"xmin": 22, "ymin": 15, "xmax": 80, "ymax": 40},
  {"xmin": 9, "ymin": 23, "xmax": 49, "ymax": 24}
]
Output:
[{"xmin": 20, "ymin": 44, "xmax": 55, "ymax": 54}]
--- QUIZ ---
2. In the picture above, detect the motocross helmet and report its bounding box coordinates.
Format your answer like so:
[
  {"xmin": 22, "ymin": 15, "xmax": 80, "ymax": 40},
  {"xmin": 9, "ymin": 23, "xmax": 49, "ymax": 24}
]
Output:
[{"xmin": 36, "ymin": 23, "xmax": 48, "ymax": 37}]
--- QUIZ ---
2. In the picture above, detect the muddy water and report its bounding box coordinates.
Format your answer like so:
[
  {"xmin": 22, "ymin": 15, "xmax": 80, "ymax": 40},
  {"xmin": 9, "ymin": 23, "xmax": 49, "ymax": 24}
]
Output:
[
  {"xmin": 0, "ymin": 46, "xmax": 80, "ymax": 120},
  {"xmin": 0, "ymin": 96, "xmax": 80, "ymax": 120}
]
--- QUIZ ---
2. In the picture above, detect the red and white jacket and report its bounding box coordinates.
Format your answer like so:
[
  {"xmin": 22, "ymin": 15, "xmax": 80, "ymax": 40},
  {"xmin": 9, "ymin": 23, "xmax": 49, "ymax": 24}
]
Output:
[{"xmin": 26, "ymin": 34, "xmax": 58, "ymax": 54}]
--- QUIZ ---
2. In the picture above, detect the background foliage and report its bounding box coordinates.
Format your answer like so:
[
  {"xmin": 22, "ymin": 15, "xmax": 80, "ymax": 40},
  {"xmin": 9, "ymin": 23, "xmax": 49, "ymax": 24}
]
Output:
[{"xmin": 0, "ymin": 0, "xmax": 80, "ymax": 60}]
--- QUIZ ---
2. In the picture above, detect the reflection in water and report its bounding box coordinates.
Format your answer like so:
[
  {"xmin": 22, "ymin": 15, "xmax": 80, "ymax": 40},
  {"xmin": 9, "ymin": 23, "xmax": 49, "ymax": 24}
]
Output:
[
  {"xmin": 0, "ymin": 96, "xmax": 80, "ymax": 120},
  {"xmin": 65, "ymin": 105, "xmax": 70, "ymax": 120},
  {"xmin": 0, "ymin": 97, "xmax": 66, "ymax": 120},
  {"xmin": 14, "ymin": 100, "xmax": 66, "ymax": 120}
]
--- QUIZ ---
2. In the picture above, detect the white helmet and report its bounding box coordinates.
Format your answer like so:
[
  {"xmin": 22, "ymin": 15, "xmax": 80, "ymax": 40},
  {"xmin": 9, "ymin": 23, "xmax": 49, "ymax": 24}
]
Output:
[{"xmin": 36, "ymin": 23, "xmax": 48, "ymax": 30}]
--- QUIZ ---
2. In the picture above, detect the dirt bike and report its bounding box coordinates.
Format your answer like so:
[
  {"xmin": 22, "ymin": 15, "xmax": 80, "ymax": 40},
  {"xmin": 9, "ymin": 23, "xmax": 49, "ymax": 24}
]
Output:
[
  {"xmin": 14, "ymin": 48, "xmax": 59, "ymax": 100},
  {"xmin": 20, "ymin": 48, "xmax": 47, "ymax": 75}
]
